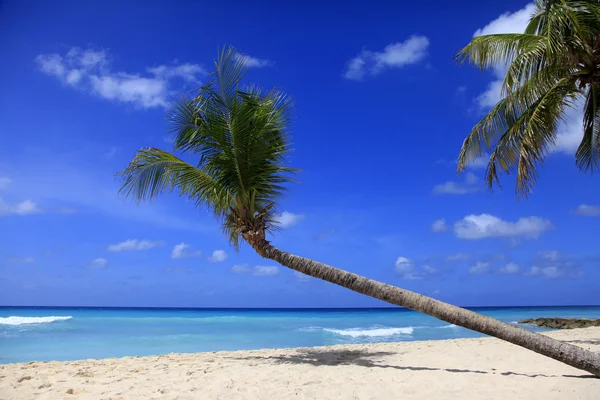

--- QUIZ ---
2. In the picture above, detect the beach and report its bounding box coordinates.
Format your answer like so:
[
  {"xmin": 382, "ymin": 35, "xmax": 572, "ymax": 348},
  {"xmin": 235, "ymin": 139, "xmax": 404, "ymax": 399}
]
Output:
[{"xmin": 1, "ymin": 327, "xmax": 598, "ymax": 399}]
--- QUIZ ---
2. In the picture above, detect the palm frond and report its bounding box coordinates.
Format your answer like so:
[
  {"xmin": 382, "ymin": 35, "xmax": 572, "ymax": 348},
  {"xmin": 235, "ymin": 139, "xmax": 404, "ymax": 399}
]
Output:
[
  {"xmin": 486, "ymin": 77, "xmax": 579, "ymax": 196},
  {"xmin": 456, "ymin": 34, "xmax": 544, "ymax": 71},
  {"xmin": 118, "ymin": 148, "xmax": 233, "ymax": 216},
  {"xmin": 576, "ymin": 84, "xmax": 600, "ymax": 171}
]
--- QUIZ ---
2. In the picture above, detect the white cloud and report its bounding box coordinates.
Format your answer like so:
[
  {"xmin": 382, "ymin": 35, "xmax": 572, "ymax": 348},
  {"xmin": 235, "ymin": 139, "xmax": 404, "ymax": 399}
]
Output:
[
  {"xmin": 573, "ymin": 204, "xmax": 600, "ymax": 216},
  {"xmin": 474, "ymin": 4, "xmax": 536, "ymax": 37},
  {"xmin": 274, "ymin": 211, "xmax": 305, "ymax": 228},
  {"xmin": 253, "ymin": 266, "xmax": 279, "ymax": 276},
  {"xmin": 208, "ymin": 250, "xmax": 228, "ymax": 263},
  {"xmin": 0, "ymin": 177, "xmax": 11, "ymax": 190},
  {"xmin": 343, "ymin": 35, "xmax": 429, "ymax": 80},
  {"xmin": 0, "ymin": 198, "xmax": 41, "ymax": 216},
  {"xmin": 234, "ymin": 53, "xmax": 273, "ymax": 68},
  {"xmin": 231, "ymin": 264, "xmax": 251, "ymax": 274},
  {"xmin": 57, "ymin": 206, "xmax": 78, "ymax": 214},
  {"xmin": 468, "ymin": 261, "xmax": 490, "ymax": 275},
  {"xmin": 454, "ymin": 214, "xmax": 553, "ymax": 240},
  {"xmin": 498, "ymin": 262, "xmax": 520, "ymax": 274},
  {"xmin": 467, "ymin": 156, "xmax": 489, "ymax": 169},
  {"xmin": 445, "ymin": 253, "xmax": 471, "ymax": 262},
  {"xmin": 104, "ymin": 146, "xmax": 118, "ymax": 159},
  {"xmin": 89, "ymin": 74, "xmax": 169, "ymax": 108},
  {"xmin": 171, "ymin": 242, "xmax": 201, "ymax": 259},
  {"xmin": 431, "ymin": 218, "xmax": 449, "ymax": 233},
  {"xmin": 395, "ymin": 257, "xmax": 438, "ymax": 280},
  {"xmin": 293, "ymin": 271, "xmax": 310, "ymax": 282},
  {"xmin": 472, "ymin": 4, "xmax": 534, "ymax": 109},
  {"xmin": 421, "ymin": 265, "xmax": 439, "ymax": 274},
  {"xmin": 230, "ymin": 264, "xmax": 280, "ymax": 276},
  {"xmin": 107, "ymin": 239, "xmax": 164, "ymax": 252},
  {"xmin": 395, "ymin": 256, "xmax": 412, "ymax": 273},
  {"xmin": 147, "ymin": 63, "xmax": 207, "ymax": 81},
  {"xmin": 8, "ymin": 257, "xmax": 35, "ymax": 264},
  {"xmin": 433, "ymin": 172, "xmax": 480, "ymax": 195},
  {"xmin": 36, "ymin": 47, "xmax": 206, "ymax": 109},
  {"xmin": 526, "ymin": 251, "xmax": 582, "ymax": 278},
  {"xmin": 172, "ymin": 243, "xmax": 189, "ymax": 259},
  {"xmin": 551, "ymin": 101, "xmax": 584, "ymax": 154},
  {"xmin": 89, "ymin": 258, "xmax": 108, "ymax": 269}
]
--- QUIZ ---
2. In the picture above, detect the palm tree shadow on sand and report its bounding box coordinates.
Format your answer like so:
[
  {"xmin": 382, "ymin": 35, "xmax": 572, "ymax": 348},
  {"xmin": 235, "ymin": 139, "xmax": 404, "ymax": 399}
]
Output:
[{"xmin": 230, "ymin": 348, "xmax": 598, "ymax": 379}]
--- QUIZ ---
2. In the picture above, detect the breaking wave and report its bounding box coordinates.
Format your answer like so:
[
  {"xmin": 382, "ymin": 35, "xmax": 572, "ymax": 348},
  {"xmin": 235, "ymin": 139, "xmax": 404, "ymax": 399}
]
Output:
[
  {"xmin": 438, "ymin": 324, "xmax": 458, "ymax": 329},
  {"xmin": 0, "ymin": 316, "xmax": 73, "ymax": 326},
  {"xmin": 323, "ymin": 327, "xmax": 414, "ymax": 338}
]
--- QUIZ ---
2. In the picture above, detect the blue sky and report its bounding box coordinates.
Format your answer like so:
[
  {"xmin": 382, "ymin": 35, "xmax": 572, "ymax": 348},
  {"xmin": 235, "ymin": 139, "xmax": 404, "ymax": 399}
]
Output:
[{"xmin": 1, "ymin": 0, "xmax": 599, "ymax": 308}]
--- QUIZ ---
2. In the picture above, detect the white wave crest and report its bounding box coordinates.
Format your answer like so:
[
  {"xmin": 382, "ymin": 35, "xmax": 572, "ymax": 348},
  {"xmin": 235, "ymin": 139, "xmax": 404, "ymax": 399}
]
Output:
[
  {"xmin": 323, "ymin": 327, "xmax": 413, "ymax": 338},
  {"xmin": 438, "ymin": 324, "xmax": 458, "ymax": 329},
  {"xmin": 0, "ymin": 316, "xmax": 73, "ymax": 326}
]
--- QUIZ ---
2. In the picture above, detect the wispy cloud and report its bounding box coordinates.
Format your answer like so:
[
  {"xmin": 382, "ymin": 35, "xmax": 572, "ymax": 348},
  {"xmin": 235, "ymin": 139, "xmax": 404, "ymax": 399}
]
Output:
[
  {"xmin": 107, "ymin": 239, "xmax": 165, "ymax": 252},
  {"xmin": 0, "ymin": 198, "xmax": 41, "ymax": 216},
  {"xmin": 497, "ymin": 262, "xmax": 520, "ymax": 274},
  {"xmin": 104, "ymin": 147, "xmax": 118, "ymax": 159},
  {"xmin": 253, "ymin": 266, "xmax": 279, "ymax": 276},
  {"xmin": 88, "ymin": 258, "xmax": 108, "ymax": 269},
  {"xmin": 0, "ymin": 177, "xmax": 11, "ymax": 190},
  {"xmin": 3, "ymin": 149, "xmax": 210, "ymax": 232},
  {"xmin": 234, "ymin": 53, "xmax": 273, "ymax": 68},
  {"xmin": 208, "ymin": 250, "xmax": 228, "ymax": 263},
  {"xmin": 395, "ymin": 256, "xmax": 440, "ymax": 280},
  {"xmin": 171, "ymin": 243, "xmax": 202, "ymax": 259},
  {"xmin": 293, "ymin": 271, "xmax": 310, "ymax": 282},
  {"xmin": 231, "ymin": 264, "xmax": 251, "ymax": 274},
  {"xmin": 573, "ymin": 204, "xmax": 600, "ymax": 217},
  {"xmin": 445, "ymin": 253, "xmax": 471, "ymax": 262},
  {"xmin": 431, "ymin": 218, "xmax": 449, "ymax": 233},
  {"xmin": 36, "ymin": 47, "xmax": 206, "ymax": 108},
  {"xmin": 8, "ymin": 257, "xmax": 35, "ymax": 264},
  {"xmin": 433, "ymin": 172, "xmax": 480, "ymax": 195},
  {"xmin": 343, "ymin": 35, "xmax": 429, "ymax": 81},
  {"xmin": 454, "ymin": 214, "xmax": 553, "ymax": 240},
  {"xmin": 525, "ymin": 251, "xmax": 583, "ymax": 278},
  {"xmin": 231, "ymin": 264, "xmax": 279, "ymax": 276},
  {"xmin": 274, "ymin": 211, "xmax": 305, "ymax": 228},
  {"xmin": 468, "ymin": 261, "xmax": 490, "ymax": 275}
]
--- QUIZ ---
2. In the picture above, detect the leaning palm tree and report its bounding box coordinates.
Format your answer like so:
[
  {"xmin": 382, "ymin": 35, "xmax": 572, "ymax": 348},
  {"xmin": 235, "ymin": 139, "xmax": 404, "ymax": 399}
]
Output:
[
  {"xmin": 456, "ymin": 0, "xmax": 600, "ymax": 196},
  {"xmin": 120, "ymin": 46, "xmax": 600, "ymax": 376}
]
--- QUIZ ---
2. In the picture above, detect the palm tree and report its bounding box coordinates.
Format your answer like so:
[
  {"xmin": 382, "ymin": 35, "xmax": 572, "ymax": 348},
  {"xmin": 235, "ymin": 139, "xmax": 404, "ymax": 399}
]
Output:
[
  {"xmin": 119, "ymin": 47, "xmax": 600, "ymax": 376},
  {"xmin": 456, "ymin": 0, "xmax": 600, "ymax": 196}
]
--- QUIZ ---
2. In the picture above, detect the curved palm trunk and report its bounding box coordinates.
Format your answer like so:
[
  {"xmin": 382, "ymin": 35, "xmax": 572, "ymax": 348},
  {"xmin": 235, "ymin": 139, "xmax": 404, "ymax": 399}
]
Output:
[{"xmin": 253, "ymin": 241, "xmax": 600, "ymax": 376}]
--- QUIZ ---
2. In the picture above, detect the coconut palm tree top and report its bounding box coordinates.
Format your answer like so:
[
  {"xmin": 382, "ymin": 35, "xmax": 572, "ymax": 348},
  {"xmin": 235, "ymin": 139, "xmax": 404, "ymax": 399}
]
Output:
[
  {"xmin": 456, "ymin": 0, "xmax": 600, "ymax": 196},
  {"xmin": 119, "ymin": 47, "xmax": 297, "ymax": 250}
]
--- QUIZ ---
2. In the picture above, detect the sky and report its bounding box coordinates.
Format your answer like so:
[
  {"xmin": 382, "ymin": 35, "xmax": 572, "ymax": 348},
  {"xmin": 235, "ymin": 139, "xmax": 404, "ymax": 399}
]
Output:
[{"xmin": 1, "ymin": 0, "xmax": 599, "ymax": 308}]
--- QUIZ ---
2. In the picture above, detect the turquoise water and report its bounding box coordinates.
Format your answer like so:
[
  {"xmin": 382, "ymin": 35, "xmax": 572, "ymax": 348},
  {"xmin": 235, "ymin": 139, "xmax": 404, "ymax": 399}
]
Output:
[{"xmin": 1, "ymin": 306, "xmax": 599, "ymax": 364}]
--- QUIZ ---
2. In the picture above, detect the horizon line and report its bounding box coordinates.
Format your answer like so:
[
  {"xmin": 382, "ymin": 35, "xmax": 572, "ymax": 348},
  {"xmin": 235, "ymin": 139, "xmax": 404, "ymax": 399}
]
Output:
[{"xmin": 2, "ymin": 305, "xmax": 600, "ymax": 310}]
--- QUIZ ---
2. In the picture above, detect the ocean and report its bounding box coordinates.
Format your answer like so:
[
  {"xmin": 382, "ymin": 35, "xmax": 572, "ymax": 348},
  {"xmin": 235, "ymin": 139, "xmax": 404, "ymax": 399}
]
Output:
[{"xmin": 1, "ymin": 306, "xmax": 599, "ymax": 364}]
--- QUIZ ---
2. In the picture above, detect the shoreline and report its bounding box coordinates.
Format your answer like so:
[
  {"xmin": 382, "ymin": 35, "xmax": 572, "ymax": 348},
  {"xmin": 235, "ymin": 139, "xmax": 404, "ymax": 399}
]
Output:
[{"xmin": 1, "ymin": 327, "xmax": 599, "ymax": 399}]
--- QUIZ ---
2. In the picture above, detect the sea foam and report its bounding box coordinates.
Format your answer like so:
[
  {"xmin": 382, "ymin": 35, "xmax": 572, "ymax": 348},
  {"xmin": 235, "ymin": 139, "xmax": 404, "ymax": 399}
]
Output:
[
  {"xmin": 323, "ymin": 327, "xmax": 413, "ymax": 337},
  {"xmin": 0, "ymin": 316, "xmax": 73, "ymax": 326},
  {"xmin": 438, "ymin": 324, "xmax": 458, "ymax": 329}
]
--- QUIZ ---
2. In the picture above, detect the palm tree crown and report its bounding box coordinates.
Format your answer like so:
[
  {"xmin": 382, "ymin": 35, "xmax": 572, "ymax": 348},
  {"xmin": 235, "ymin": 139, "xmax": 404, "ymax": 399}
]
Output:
[
  {"xmin": 457, "ymin": 0, "xmax": 600, "ymax": 196},
  {"xmin": 119, "ymin": 46, "xmax": 296, "ymax": 250}
]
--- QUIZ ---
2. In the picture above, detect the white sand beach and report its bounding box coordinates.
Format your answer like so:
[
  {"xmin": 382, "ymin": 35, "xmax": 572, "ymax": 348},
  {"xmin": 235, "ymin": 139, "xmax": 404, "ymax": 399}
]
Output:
[{"xmin": 1, "ymin": 327, "xmax": 599, "ymax": 400}]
